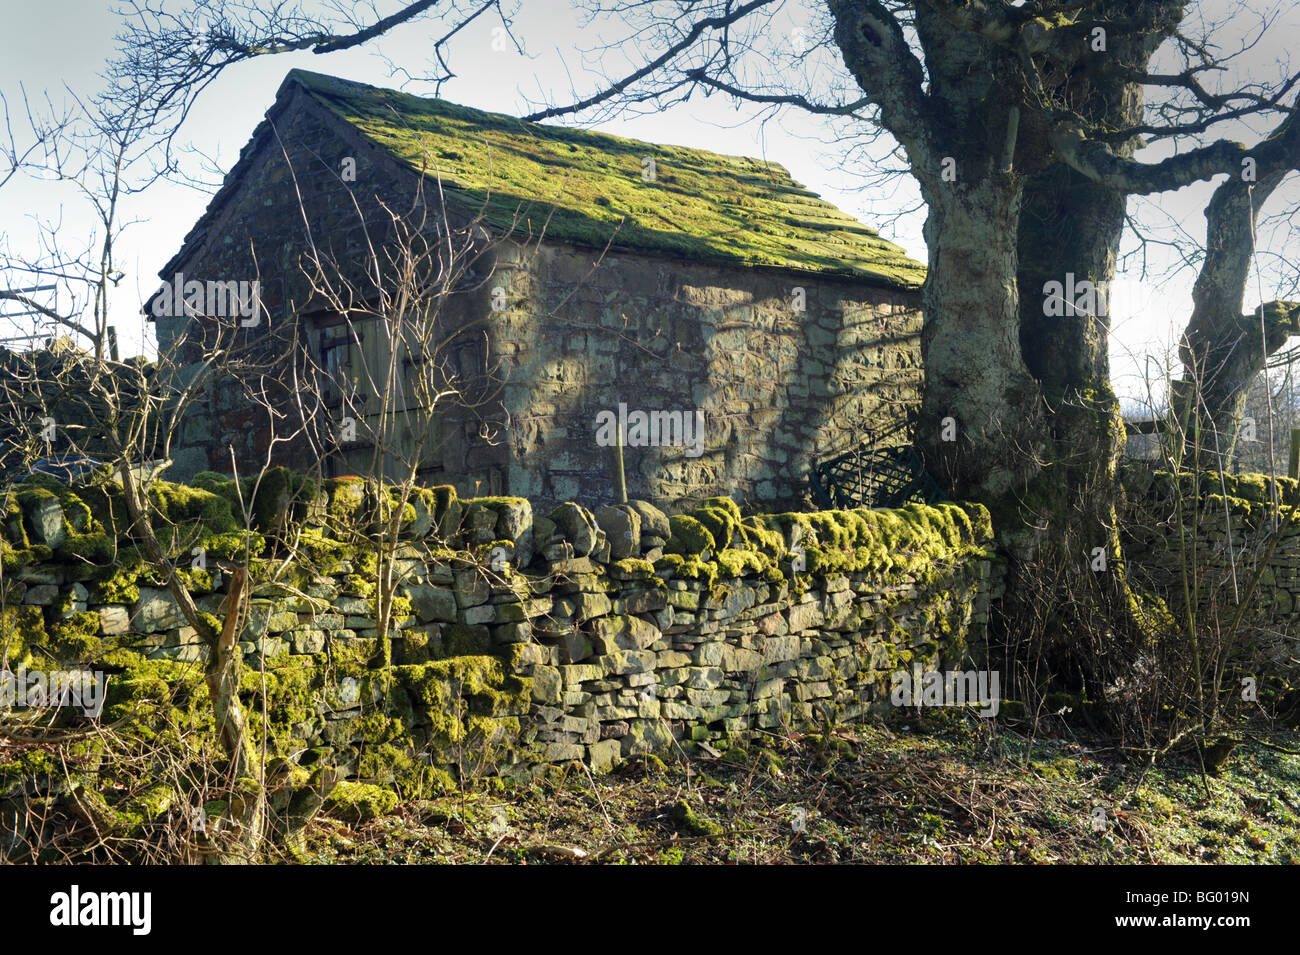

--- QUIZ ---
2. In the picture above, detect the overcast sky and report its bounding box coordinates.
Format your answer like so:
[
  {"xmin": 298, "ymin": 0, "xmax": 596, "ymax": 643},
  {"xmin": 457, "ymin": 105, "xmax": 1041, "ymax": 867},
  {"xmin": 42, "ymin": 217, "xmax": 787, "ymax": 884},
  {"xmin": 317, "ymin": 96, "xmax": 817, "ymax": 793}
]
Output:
[{"xmin": 1, "ymin": 0, "xmax": 1297, "ymax": 407}]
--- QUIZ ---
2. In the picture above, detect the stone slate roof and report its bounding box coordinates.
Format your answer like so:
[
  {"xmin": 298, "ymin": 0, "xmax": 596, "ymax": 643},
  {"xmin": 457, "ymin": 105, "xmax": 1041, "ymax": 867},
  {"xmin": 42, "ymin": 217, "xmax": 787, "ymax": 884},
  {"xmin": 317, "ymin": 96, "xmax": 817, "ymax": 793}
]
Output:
[
  {"xmin": 290, "ymin": 70, "xmax": 924, "ymax": 288},
  {"xmin": 156, "ymin": 69, "xmax": 926, "ymax": 293}
]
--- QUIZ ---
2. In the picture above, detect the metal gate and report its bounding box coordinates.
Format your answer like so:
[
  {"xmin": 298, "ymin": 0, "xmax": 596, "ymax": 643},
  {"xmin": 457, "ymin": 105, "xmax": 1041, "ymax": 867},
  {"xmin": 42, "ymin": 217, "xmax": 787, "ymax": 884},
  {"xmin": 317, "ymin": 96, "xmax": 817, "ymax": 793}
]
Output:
[{"xmin": 808, "ymin": 427, "xmax": 945, "ymax": 510}]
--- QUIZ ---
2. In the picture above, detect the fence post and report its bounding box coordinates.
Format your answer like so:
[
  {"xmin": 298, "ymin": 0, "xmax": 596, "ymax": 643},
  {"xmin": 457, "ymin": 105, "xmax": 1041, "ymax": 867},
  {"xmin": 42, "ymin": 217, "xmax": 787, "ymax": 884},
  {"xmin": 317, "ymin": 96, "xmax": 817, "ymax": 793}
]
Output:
[{"xmin": 611, "ymin": 420, "xmax": 627, "ymax": 504}]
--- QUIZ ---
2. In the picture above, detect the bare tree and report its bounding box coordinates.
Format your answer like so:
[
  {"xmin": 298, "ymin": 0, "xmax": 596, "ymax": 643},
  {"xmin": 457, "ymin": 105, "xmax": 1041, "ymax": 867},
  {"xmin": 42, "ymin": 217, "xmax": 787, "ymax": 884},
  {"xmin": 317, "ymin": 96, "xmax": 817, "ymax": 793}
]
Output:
[{"xmin": 98, "ymin": 2, "xmax": 1300, "ymax": 669}]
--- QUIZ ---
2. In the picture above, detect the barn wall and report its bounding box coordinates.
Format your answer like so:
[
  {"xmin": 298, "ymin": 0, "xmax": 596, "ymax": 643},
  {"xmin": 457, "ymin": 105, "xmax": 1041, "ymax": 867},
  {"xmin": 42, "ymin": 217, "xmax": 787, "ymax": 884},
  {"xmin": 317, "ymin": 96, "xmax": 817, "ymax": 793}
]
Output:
[{"xmin": 493, "ymin": 242, "xmax": 922, "ymax": 511}]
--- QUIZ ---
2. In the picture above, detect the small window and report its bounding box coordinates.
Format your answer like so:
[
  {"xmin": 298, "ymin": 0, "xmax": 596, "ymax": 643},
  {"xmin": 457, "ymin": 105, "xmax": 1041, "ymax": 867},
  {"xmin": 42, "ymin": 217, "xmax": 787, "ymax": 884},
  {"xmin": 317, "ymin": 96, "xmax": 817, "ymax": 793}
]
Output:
[{"xmin": 316, "ymin": 320, "xmax": 359, "ymax": 409}]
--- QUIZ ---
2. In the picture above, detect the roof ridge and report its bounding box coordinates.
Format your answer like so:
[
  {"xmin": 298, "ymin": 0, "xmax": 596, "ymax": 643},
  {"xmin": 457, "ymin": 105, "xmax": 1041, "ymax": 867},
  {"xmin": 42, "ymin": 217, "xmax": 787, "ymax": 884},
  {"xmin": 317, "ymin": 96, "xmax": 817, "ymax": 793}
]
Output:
[{"xmin": 283, "ymin": 69, "xmax": 804, "ymax": 178}]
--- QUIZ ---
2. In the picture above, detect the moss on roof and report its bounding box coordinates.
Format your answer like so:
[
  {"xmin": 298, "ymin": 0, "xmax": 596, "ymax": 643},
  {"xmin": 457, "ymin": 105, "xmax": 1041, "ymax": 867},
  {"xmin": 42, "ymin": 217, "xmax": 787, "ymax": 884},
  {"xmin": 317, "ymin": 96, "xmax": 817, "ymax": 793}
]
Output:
[{"xmin": 287, "ymin": 70, "xmax": 925, "ymax": 288}]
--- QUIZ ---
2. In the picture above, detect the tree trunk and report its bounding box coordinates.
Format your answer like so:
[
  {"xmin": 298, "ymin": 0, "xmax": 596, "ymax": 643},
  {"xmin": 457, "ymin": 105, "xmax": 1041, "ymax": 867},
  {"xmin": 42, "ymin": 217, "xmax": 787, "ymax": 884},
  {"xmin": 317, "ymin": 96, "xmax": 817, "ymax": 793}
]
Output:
[
  {"xmin": 114, "ymin": 460, "xmax": 264, "ymax": 855},
  {"xmin": 1175, "ymin": 164, "xmax": 1299, "ymax": 467},
  {"xmin": 1012, "ymin": 163, "xmax": 1143, "ymax": 663},
  {"xmin": 917, "ymin": 178, "xmax": 1047, "ymax": 523}
]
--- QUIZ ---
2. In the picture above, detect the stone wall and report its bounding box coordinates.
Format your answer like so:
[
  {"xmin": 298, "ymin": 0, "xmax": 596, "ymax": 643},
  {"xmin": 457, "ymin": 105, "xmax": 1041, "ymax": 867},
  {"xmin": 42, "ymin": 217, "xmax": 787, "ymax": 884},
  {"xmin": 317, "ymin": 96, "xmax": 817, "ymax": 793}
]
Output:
[
  {"xmin": 491, "ymin": 243, "xmax": 921, "ymax": 510},
  {"xmin": 1123, "ymin": 468, "xmax": 1300, "ymax": 667},
  {"xmin": 1, "ymin": 474, "xmax": 994, "ymax": 802}
]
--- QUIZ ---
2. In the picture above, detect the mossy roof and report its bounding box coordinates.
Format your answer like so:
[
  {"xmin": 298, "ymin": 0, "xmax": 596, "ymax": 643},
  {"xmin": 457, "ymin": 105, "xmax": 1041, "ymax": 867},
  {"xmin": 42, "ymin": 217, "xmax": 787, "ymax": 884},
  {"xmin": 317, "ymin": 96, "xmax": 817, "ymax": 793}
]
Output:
[{"xmin": 285, "ymin": 70, "xmax": 925, "ymax": 288}]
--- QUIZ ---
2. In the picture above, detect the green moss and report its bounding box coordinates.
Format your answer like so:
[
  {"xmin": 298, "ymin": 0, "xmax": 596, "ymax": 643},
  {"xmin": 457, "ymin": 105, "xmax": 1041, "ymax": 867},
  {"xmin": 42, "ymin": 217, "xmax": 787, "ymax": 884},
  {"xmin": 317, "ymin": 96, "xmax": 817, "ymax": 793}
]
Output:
[
  {"xmin": 199, "ymin": 530, "xmax": 265, "ymax": 560},
  {"xmin": 48, "ymin": 612, "xmax": 103, "ymax": 663},
  {"xmin": 0, "ymin": 606, "xmax": 46, "ymax": 666},
  {"xmin": 442, "ymin": 624, "xmax": 492, "ymax": 656},
  {"xmin": 1, "ymin": 540, "xmax": 52, "ymax": 572},
  {"xmin": 665, "ymin": 514, "xmax": 716, "ymax": 556},
  {"xmin": 341, "ymin": 574, "xmax": 376, "ymax": 598},
  {"xmin": 324, "ymin": 780, "xmax": 400, "ymax": 822},
  {"xmin": 324, "ymin": 476, "xmax": 368, "ymax": 524},
  {"xmin": 147, "ymin": 480, "xmax": 239, "ymax": 535},
  {"xmin": 288, "ymin": 70, "xmax": 925, "ymax": 287},
  {"xmin": 714, "ymin": 548, "xmax": 773, "ymax": 579},
  {"xmin": 251, "ymin": 466, "xmax": 292, "ymax": 533},
  {"xmin": 691, "ymin": 497, "xmax": 742, "ymax": 550},
  {"xmin": 395, "ymin": 655, "xmax": 530, "ymax": 757},
  {"xmin": 672, "ymin": 798, "xmax": 724, "ymax": 837},
  {"xmin": 612, "ymin": 557, "xmax": 655, "ymax": 579},
  {"xmin": 471, "ymin": 495, "xmax": 528, "ymax": 512},
  {"xmin": 654, "ymin": 553, "xmax": 719, "ymax": 589},
  {"xmin": 297, "ymin": 530, "xmax": 351, "ymax": 569},
  {"xmin": 431, "ymin": 485, "xmax": 458, "ymax": 517},
  {"xmin": 737, "ymin": 517, "xmax": 785, "ymax": 556},
  {"xmin": 61, "ymin": 531, "xmax": 115, "ymax": 561},
  {"xmin": 190, "ymin": 471, "xmax": 230, "ymax": 488},
  {"xmin": 93, "ymin": 562, "xmax": 145, "ymax": 604}
]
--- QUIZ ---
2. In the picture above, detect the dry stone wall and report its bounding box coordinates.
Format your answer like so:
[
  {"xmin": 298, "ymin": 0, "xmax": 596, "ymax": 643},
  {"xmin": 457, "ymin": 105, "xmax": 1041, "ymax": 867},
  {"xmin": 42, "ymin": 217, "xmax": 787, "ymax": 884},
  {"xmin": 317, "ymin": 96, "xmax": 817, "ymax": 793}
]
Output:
[
  {"xmin": 1, "ymin": 474, "xmax": 994, "ymax": 798},
  {"xmin": 1123, "ymin": 468, "xmax": 1300, "ymax": 672}
]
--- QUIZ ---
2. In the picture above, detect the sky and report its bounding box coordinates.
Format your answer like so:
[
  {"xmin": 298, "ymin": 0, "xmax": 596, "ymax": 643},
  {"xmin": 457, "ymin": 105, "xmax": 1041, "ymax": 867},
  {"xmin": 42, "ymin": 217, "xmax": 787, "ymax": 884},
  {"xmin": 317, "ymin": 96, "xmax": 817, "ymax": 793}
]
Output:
[{"xmin": 1, "ymin": 0, "xmax": 1297, "ymax": 408}]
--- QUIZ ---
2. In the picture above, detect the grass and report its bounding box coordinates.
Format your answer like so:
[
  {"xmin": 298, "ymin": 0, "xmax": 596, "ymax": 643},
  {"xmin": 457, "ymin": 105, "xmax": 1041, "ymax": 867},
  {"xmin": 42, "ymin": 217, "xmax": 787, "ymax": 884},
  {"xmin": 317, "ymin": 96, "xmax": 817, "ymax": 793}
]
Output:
[{"xmin": 297, "ymin": 712, "xmax": 1300, "ymax": 864}]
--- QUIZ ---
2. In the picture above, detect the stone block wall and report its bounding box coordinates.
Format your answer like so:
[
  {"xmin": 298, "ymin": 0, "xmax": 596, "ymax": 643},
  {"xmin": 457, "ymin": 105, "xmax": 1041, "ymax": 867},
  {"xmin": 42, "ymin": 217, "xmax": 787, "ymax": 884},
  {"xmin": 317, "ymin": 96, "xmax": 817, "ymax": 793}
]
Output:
[
  {"xmin": 1, "ymin": 475, "xmax": 993, "ymax": 796},
  {"xmin": 1122, "ymin": 468, "xmax": 1300, "ymax": 671},
  {"xmin": 492, "ymin": 243, "xmax": 921, "ymax": 510}
]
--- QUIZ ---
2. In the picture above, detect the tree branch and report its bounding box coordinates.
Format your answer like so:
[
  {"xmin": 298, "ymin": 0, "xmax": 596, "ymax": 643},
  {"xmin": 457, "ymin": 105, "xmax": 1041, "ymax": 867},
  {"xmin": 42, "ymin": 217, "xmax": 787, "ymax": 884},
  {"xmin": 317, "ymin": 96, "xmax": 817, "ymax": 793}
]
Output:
[
  {"xmin": 519, "ymin": 0, "xmax": 776, "ymax": 122},
  {"xmin": 827, "ymin": 0, "xmax": 938, "ymax": 170}
]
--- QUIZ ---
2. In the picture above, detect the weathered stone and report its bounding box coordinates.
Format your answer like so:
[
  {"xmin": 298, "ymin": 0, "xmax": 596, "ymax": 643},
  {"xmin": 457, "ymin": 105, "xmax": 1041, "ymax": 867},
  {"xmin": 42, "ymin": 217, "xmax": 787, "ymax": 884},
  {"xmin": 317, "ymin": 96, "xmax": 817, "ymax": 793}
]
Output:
[
  {"xmin": 588, "ymin": 738, "xmax": 622, "ymax": 773},
  {"xmin": 692, "ymin": 642, "xmax": 724, "ymax": 666},
  {"xmin": 549, "ymin": 502, "xmax": 600, "ymax": 556},
  {"xmin": 267, "ymin": 611, "xmax": 300, "ymax": 632},
  {"xmin": 292, "ymin": 629, "xmax": 327, "ymax": 654},
  {"xmin": 686, "ymin": 667, "xmax": 725, "ymax": 690},
  {"xmin": 627, "ymin": 500, "xmax": 671, "ymax": 539},
  {"xmin": 464, "ymin": 603, "xmax": 498, "ymax": 625},
  {"xmin": 561, "ymin": 663, "xmax": 605, "ymax": 685},
  {"xmin": 492, "ymin": 498, "xmax": 534, "ymax": 566},
  {"xmin": 131, "ymin": 588, "xmax": 186, "ymax": 632},
  {"xmin": 556, "ymin": 630, "xmax": 594, "ymax": 664},
  {"xmin": 334, "ymin": 596, "xmax": 369, "ymax": 615},
  {"xmin": 165, "ymin": 626, "xmax": 199, "ymax": 647},
  {"xmin": 667, "ymin": 589, "xmax": 700, "ymax": 611},
  {"xmin": 555, "ymin": 591, "xmax": 612, "ymax": 621},
  {"xmin": 595, "ymin": 505, "xmax": 641, "ymax": 560},
  {"xmin": 97, "ymin": 605, "xmax": 131, "ymax": 636},
  {"xmin": 531, "ymin": 665, "xmax": 563, "ymax": 704},
  {"xmin": 720, "ymin": 645, "xmax": 764, "ymax": 673},
  {"xmin": 589, "ymin": 614, "xmax": 661, "ymax": 653},
  {"xmin": 621, "ymin": 720, "xmax": 675, "ymax": 757},
  {"xmin": 687, "ymin": 688, "xmax": 732, "ymax": 707},
  {"xmin": 493, "ymin": 622, "xmax": 532, "ymax": 644},
  {"xmin": 453, "ymin": 568, "xmax": 489, "ymax": 609},
  {"xmin": 404, "ymin": 583, "xmax": 458, "ymax": 623},
  {"xmin": 465, "ymin": 501, "xmax": 500, "ymax": 545},
  {"xmin": 763, "ymin": 634, "xmax": 801, "ymax": 663},
  {"xmin": 787, "ymin": 601, "xmax": 824, "ymax": 632},
  {"xmin": 605, "ymin": 650, "xmax": 657, "ymax": 675},
  {"xmin": 28, "ymin": 499, "xmax": 65, "ymax": 548},
  {"xmin": 23, "ymin": 584, "xmax": 59, "ymax": 606}
]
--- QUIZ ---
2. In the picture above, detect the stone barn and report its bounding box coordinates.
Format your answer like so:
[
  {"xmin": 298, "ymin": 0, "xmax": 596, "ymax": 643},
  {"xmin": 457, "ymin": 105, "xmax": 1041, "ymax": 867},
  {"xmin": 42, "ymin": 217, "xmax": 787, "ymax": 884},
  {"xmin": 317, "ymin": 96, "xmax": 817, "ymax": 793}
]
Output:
[{"xmin": 149, "ymin": 69, "xmax": 925, "ymax": 510}]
